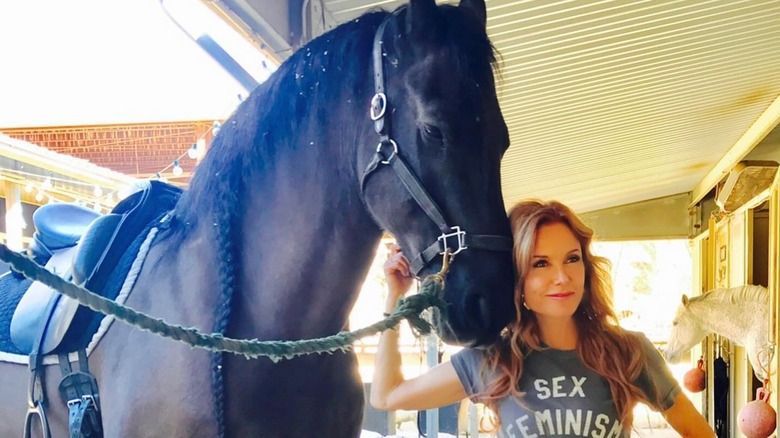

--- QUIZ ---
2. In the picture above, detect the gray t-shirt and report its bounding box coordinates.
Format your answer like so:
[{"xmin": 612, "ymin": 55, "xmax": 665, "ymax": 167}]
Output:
[{"xmin": 452, "ymin": 332, "xmax": 680, "ymax": 438}]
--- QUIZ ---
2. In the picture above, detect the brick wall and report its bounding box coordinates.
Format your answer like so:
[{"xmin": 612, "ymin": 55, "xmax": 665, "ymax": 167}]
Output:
[{"xmin": 3, "ymin": 121, "xmax": 216, "ymax": 181}]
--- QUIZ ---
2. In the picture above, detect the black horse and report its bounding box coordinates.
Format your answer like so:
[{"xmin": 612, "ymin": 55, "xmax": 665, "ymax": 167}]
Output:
[{"xmin": 0, "ymin": 0, "xmax": 514, "ymax": 436}]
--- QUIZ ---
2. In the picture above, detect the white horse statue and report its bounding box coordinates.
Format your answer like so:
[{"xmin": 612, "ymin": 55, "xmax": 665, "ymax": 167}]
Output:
[{"xmin": 664, "ymin": 285, "xmax": 774, "ymax": 381}]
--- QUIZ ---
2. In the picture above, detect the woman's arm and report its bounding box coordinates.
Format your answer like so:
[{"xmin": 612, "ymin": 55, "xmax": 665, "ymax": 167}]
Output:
[
  {"xmin": 662, "ymin": 392, "xmax": 716, "ymax": 437},
  {"xmin": 369, "ymin": 245, "xmax": 467, "ymax": 411},
  {"xmin": 631, "ymin": 333, "xmax": 715, "ymax": 437},
  {"xmin": 370, "ymin": 331, "xmax": 466, "ymax": 410}
]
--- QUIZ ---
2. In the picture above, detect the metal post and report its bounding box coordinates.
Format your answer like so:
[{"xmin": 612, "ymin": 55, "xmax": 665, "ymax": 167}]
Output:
[
  {"xmin": 3, "ymin": 181, "xmax": 24, "ymax": 251},
  {"xmin": 425, "ymin": 330, "xmax": 439, "ymax": 438},
  {"xmin": 469, "ymin": 402, "xmax": 478, "ymax": 437},
  {"xmin": 424, "ymin": 306, "xmax": 440, "ymax": 438}
]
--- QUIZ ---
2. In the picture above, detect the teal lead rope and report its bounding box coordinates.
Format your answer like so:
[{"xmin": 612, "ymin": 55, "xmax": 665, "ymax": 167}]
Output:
[{"xmin": 0, "ymin": 243, "xmax": 449, "ymax": 362}]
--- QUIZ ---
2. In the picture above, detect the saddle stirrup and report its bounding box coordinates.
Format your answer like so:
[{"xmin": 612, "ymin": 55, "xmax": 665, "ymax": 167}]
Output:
[
  {"xmin": 24, "ymin": 353, "xmax": 51, "ymax": 438},
  {"xmin": 23, "ymin": 294, "xmax": 59, "ymax": 438}
]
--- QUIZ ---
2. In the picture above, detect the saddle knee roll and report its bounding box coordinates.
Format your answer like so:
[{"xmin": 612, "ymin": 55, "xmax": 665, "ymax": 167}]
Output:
[{"xmin": 10, "ymin": 246, "xmax": 80, "ymax": 355}]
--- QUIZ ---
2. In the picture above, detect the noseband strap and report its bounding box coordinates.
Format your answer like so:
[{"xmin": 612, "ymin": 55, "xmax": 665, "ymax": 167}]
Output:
[{"xmin": 361, "ymin": 15, "xmax": 512, "ymax": 276}]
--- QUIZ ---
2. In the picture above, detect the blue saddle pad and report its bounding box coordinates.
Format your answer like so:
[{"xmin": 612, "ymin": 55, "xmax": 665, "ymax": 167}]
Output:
[
  {"xmin": 0, "ymin": 272, "xmax": 32, "ymax": 354},
  {"xmin": 58, "ymin": 182, "xmax": 182, "ymax": 352}
]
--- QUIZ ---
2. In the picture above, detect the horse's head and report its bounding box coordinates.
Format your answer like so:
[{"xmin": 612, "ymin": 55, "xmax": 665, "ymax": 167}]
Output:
[
  {"xmin": 359, "ymin": 0, "xmax": 514, "ymax": 347},
  {"xmin": 664, "ymin": 295, "xmax": 707, "ymax": 363}
]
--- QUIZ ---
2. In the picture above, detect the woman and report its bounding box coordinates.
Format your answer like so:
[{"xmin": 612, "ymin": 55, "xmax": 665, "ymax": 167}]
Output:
[{"xmin": 371, "ymin": 199, "xmax": 714, "ymax": 437}]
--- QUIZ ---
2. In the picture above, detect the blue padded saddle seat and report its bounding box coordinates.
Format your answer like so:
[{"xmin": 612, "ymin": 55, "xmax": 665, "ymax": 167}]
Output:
[{"xmin": 27, "ymin": 203, "xmax": 101, "ymax": 263}]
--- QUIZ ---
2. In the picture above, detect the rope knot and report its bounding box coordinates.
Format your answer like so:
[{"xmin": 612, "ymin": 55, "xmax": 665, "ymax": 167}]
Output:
[{"xmin": 390, "ymin": 271, "xmax": 448, "ymax": 335}]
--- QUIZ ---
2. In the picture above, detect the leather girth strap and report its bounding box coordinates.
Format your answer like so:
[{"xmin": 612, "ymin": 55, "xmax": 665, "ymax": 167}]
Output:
[{"xmin": 58, "ymin": 350, "xmax": 103, "ymax": 438}]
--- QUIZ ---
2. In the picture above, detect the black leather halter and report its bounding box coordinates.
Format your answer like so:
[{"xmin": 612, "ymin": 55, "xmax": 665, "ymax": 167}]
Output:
[{"xmin": 360, "ymin": 16, "xmax": 513, "ymax": 276}]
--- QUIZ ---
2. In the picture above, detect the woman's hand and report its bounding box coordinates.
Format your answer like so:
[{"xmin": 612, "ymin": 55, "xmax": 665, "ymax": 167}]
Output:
[
  {"xmin": 383, "ymin": 244, "xmax": 414, "ymax": 311},
  {"xmin": 372, "ymin": 243, "xmax": 468, "ymax": 412}
]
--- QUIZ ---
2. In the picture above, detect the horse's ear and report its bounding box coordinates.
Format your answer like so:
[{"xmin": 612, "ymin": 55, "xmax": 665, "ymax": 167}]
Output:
[
  {"xmin": 682, "ymin": 295, "xmax": 689, "ymax": 305},
  {"xmin": 406, "ymin": 0, "xmax": 440, "ymax": 43},
  {"xmin": 460, "ymin": 0, "xmax": 487, "ymax": 29}
]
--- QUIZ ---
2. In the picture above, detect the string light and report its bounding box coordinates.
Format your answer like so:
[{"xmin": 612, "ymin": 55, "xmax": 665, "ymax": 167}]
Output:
[
  {"xmin": 172, "ymin": 160, "xmax": 183, "ymax": 176},
  {"xmin": 187, "ymin": 143, "xmax": 199, "ymax": 159},
  {"xmin": 156, "ymin": 116, "xmax": 225, "ymax": 178},
  {"xmin": 149, "ymin": 92, "xmax": 244, "ymax": 179}
]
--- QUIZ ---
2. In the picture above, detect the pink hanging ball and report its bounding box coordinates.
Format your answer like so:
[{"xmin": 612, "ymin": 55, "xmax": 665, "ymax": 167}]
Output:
[
  {"xmin": 737, "ymin": 400, "xmax": 777, "ymax": 438},
  {"xmin": 683, "ymin": 367, "xmax": 705, "ymax": 393}
]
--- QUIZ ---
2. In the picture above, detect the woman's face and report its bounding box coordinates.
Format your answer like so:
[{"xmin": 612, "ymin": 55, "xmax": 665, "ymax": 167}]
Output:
[{"xmin": 522, "ymin": 221, "xmax": 586, "ymax": 321}]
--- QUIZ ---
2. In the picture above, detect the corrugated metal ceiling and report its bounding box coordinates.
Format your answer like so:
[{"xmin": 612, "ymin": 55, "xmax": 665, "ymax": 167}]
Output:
[{"xmin": 320, "ymin": 0, "xmax": 780, "ymax": 213}]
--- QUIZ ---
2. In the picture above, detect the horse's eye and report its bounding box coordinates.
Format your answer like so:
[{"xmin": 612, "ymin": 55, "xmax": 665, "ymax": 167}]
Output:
[{"xmin": 422, "ymin": 124, "xmax": 443, "ymax": 141}]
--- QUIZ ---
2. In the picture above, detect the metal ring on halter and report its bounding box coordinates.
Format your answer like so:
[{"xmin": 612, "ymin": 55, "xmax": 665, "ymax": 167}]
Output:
[
  {"xmin": 370, "ymin": 93, "xmax": 387, "ymax": 121},
  {"xmin": 376, "ymin": 139, "xmax": 398, "ymax": 164}
]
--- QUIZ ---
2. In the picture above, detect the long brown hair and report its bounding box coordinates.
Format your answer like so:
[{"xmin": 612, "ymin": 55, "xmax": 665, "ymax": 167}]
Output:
[{"xmin": 479, "ymin": 200, "xmax": 649, "ymax": 429}]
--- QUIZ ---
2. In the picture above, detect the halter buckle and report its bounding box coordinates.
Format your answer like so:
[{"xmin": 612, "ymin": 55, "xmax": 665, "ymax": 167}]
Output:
[
  {"xmin": 438, "ymin": 226, "xmax": 467, "ymax": 257},
  {"xmin": 370, "ymin": 93, "xmax": 387, "ymax": 121}
]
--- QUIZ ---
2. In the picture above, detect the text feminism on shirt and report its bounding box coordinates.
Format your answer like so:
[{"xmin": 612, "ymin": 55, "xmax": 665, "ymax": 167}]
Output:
[{"xmin": 503, "ymin": 376, "xmax": 624, "ymax": 438}]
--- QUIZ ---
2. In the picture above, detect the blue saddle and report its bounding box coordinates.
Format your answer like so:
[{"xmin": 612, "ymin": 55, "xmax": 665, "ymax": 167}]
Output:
[
  {"xmin": 28, "ymin": 204, "xmax": 101, "ymax": 259},
  {"xmin": 4, "ymin": 180, "xmax": 182, "ymax": 356}
]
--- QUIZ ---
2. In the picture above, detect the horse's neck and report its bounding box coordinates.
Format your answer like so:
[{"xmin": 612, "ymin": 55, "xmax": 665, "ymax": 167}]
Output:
[
  {"xmin": 693, "ymin": 299, "xmax": 761, "ymax": 343},
  {"xmin": 170, "ymin": 51, "xmax": 380, "ymax": 340},
  {"xmin": 229, "ymin": 143, "xmax": 381, "ymax": 340}
]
